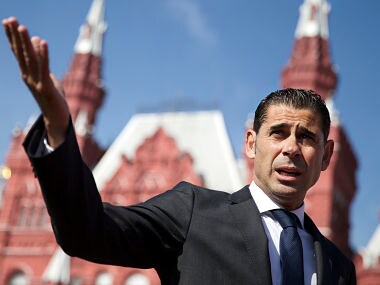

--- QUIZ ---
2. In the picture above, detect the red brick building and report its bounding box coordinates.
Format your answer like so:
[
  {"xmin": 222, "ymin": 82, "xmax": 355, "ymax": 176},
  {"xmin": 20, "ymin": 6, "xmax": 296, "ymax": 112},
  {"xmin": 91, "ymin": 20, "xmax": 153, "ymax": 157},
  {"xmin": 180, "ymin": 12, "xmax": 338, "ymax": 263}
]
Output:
[{"xmin": 0, "ymin": 0, "xmax": 378, "ymax": 284}]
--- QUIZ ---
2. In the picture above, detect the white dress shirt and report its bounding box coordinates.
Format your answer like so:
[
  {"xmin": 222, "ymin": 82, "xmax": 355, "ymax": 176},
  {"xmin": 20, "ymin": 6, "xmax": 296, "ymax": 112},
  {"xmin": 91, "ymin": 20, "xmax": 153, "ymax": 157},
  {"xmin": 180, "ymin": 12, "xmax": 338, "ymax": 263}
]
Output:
[{"xmin": 249, "ymin": 181, "xmax": 317, "ymax": 285}]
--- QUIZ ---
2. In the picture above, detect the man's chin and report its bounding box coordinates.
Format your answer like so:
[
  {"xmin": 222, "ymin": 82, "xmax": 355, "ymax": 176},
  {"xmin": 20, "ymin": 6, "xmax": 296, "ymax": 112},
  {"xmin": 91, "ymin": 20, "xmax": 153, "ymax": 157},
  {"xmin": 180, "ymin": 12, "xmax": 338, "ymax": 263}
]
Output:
[
  {"xmin": 273, "ymin": 183, "xmax": 306, "ymax": 199},
  {"xmin": 271, "ymin": 186, "xmax": 305, "ymax": 210}
]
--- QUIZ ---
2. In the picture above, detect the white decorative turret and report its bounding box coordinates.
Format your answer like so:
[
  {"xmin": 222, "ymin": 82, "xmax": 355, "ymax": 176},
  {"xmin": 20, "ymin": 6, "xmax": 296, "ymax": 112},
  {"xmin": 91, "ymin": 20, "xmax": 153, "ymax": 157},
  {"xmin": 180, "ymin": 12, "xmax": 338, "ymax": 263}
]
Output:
[
  {"xmin": 74, "ymin": 0, "xmax": 107, "ymax": 55},
  {"xmin": 74, "ymin": 109, "xmax": 94, "ymax": 136},
  {"xmin": 361, "ymin": 223, "xmax": 380, "ymax": 269},
  {"xmin": 282, "ymin": 0, "xmax": 336, "ymax": 101},
  {"xmin": 63, "ymin": 0, "xmax": 107, "ymax": 167},
  {"xmin": 295, "ymin": 0, "xmax": 330, "ymax": 39},
  {"xmin": 325, "ymin": 97, "xmax": 340, "ymax": 126},
  {"xmin": 42, "ymin": 247, "xmax": 71, "ymax": 284}
]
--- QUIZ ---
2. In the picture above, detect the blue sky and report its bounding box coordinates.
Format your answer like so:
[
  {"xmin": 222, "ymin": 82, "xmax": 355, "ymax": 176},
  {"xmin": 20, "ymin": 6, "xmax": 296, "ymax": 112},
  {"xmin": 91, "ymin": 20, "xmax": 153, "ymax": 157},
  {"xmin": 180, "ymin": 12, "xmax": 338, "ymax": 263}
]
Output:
[{"xmin": 0, "ymin": 0, "xmax": 379, "ymax": 251}]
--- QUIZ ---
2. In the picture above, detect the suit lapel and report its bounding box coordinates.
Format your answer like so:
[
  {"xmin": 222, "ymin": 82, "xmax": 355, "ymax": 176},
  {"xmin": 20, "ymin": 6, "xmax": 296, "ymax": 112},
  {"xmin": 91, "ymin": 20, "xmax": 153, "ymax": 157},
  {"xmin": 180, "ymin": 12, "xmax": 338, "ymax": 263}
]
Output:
[
  {"xmin": 229, "ymin": 186, "xmax": 272, "ymax": 284},
  {"xmin": 304, "ymin": 214, "xmax": 333, "ymax": 285},
  {"xmin": 228, "ymin": 188, "xmax": 336, "ymax": 285}
]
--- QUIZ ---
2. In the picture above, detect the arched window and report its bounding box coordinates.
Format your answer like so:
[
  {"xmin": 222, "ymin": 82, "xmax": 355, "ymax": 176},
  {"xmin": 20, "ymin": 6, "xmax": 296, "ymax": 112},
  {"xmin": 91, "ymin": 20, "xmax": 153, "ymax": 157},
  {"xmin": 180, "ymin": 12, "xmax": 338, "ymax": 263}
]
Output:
[
  {"xmin": 125, "ymin": 273, "xmax": 150, "ymax": 285},
  {"xmin": 95, "ymin": 272, "xmax": 113, "ymax": 285},
  {"xmin": 7, "ymin": 271, "xmax": 28, "ymax": 285}
]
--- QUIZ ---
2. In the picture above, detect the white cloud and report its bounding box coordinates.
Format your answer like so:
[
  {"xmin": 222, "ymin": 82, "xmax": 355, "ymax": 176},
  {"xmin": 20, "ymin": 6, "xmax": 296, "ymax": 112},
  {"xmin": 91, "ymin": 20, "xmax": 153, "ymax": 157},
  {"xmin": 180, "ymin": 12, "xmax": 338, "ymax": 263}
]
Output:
[{"xmin": 165, "ymin": 0, "xmax": 217, "ymax": 47}]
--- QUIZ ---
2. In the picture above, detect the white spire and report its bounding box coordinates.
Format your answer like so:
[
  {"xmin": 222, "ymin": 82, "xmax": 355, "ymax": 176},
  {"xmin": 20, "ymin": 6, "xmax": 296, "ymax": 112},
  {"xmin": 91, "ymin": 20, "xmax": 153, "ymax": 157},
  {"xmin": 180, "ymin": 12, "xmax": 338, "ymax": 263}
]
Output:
[
  {"xmin": 361, "ymin": 224, "xmax": 380, "ymax": 268},
  {"xmin": 74, "ymin": 109, "xmax": 94, "ymax": 136},
  {"xmin": 295, "ymin": 0, "xmax": 330, "ymax": 39},
  {"xmin": 74, "ymin": 0, "xmax": 107, "ymax": 55},
  {"xmin": 42, "ymin": 247, "xmax": 71, "ymax": 284},
  {"xmin": 325, "ymin": 97, "xmax": 340, "ymax": 126}
]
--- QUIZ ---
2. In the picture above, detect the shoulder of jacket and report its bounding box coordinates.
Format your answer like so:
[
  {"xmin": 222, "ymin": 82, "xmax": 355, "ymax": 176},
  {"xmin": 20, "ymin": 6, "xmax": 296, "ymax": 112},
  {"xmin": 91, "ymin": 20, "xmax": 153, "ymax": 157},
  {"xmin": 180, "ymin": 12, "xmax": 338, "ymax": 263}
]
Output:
[{"xmin": 173, "ymin": 181, "xmax": 229, "ymax": 196}]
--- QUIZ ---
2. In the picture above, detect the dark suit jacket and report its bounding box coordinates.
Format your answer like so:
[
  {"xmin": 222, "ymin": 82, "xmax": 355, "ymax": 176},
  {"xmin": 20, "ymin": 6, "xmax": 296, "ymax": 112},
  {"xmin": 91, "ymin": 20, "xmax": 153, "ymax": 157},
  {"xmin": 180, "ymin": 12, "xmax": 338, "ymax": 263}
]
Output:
[{"xmin": 24, "ymin": 117, "xmax": 356, "ymax": 285}]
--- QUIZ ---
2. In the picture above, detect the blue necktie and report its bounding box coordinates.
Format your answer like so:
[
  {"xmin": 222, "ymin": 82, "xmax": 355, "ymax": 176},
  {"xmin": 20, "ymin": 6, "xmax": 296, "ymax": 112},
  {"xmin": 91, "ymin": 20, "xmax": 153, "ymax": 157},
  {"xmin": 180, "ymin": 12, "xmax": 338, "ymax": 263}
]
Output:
[{"xmin": 272, "ymin": 209, "xmax": 304, "ymax": 285}]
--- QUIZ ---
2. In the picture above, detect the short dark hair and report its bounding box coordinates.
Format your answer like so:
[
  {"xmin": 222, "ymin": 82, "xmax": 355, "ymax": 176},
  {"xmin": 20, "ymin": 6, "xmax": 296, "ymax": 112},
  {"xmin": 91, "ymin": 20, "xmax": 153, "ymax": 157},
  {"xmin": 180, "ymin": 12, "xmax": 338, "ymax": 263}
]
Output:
[{"xmin": 253, "ymin": 88, "xmax": 331, "ymax": 141}]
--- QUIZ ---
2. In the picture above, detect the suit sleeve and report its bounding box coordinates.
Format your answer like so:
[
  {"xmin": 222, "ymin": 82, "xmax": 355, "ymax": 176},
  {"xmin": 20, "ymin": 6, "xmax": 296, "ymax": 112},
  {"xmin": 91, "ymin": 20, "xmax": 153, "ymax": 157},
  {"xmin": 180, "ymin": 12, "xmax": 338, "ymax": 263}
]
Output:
[
  {"xmin": 347, "ymin": 261, "xmax": 357, "ymax": 285},
  {"xmin": 23, "ymin": 116, "xmax": 194, "ymax": 269}
]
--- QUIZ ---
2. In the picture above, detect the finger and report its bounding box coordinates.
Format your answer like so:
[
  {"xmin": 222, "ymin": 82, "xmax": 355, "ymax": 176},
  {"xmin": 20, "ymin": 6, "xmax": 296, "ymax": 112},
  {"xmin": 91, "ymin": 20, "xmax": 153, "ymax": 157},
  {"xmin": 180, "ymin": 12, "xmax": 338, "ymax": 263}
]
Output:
[
  {"xmin": 2, "ymin": 19, "xmax": 14, "ymax": 49},
  {"xmin": 39, "ymin": 40, "xmax": 50, "ymax": 83},
  {"xmin": 36, "ymin": 39, "xmax": 53, "ymax": 96},
  {"xmin": 31, "ymin": 36, "xmax": 42, "ymax": 82},
  {"xmin": 18, "ymin": 25, "xmax": 39, "ymax": 82},
  {"xmin": 50, "ymin": 73, "xmax": 65, "ymax": 98},
  {"xmin": 5, "ymin": 18, "xmax": 28, "ymax": 74},
  {"xmin": 32, "ymin": 36, "xmax": 41, "ymax": 55},
  {"xmin": 2, "ymin": 17, "xmax": 18, "ymax": 53}
]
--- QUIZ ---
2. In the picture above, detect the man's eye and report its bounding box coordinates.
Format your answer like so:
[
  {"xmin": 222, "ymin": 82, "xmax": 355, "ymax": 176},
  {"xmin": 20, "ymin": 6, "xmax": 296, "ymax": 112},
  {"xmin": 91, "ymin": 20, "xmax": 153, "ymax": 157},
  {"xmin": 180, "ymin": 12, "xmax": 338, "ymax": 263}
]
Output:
[
  {"xmin": 300, "ymin": 133, "xmax": 314, "ymax": 141},
  {"xmin": 270, "ymin": 130, "xmax": 284, "ymax": 137}
]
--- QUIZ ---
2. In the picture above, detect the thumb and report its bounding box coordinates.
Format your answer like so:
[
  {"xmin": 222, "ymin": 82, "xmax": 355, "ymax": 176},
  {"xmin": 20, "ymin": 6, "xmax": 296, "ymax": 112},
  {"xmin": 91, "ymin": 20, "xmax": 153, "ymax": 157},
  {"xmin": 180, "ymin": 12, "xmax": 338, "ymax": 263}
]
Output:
[{"xmin": 50, "ymin": 73, "xmax": 65, "ymax": 97}]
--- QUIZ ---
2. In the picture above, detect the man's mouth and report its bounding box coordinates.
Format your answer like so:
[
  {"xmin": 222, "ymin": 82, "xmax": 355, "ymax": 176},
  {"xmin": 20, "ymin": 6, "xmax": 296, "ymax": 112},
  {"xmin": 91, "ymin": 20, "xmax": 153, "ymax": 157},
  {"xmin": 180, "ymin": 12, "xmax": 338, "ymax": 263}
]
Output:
[{"xmin": 275, "ymin": 167, "xmax": 302, "ymax": 177}]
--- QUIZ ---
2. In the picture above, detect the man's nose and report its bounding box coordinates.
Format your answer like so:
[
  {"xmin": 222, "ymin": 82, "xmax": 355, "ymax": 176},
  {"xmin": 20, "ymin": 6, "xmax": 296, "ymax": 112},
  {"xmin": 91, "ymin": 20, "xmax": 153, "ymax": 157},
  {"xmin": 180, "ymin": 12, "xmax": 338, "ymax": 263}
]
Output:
[{"xmin": 282, "ymin": 136, "xmax": 301, "ymax": 157}]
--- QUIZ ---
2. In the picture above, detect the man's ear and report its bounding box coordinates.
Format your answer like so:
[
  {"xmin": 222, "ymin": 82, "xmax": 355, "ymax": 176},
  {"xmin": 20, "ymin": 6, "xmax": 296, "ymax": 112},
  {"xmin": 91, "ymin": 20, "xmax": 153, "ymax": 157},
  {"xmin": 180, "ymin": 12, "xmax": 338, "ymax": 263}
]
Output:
[
  {"xmin": 245, "ymin": 129, "xmax": 256, "ymax": 159},
  {"xmin": 321, "ymin": 139, "xmax": 334, "ymax": 171}
]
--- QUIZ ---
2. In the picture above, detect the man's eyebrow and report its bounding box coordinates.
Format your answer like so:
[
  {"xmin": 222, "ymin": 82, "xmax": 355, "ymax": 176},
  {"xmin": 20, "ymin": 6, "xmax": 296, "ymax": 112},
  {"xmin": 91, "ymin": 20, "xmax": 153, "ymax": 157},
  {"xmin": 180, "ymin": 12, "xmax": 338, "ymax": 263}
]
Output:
[
  {"xmin": 298, "ymin": 126, "xmax": 317, "ymax": 138},
  {"xmin": 269, "ymin": 124, "xmax": 317, "ymax": 138},
  {"xmin": 269, "ymin": 123, "xmax": 288, "ymax": 132}
]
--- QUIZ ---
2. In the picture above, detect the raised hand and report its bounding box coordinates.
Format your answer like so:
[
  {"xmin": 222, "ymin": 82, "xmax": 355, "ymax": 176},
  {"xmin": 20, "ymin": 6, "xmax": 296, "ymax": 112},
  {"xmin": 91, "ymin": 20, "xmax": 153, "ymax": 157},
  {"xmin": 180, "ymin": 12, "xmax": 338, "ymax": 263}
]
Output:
[{"xmin": 3, "ymin": 17, "xmax": 70, "ymax": 148}]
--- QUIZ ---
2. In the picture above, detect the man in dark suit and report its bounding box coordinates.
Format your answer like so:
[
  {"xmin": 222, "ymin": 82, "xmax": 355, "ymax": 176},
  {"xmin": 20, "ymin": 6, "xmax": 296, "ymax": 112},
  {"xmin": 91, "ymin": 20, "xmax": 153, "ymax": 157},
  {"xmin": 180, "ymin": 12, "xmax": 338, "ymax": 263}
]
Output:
[{"xmin": 3, "ymin": 17, "xmax": 356, "ymax": 284}]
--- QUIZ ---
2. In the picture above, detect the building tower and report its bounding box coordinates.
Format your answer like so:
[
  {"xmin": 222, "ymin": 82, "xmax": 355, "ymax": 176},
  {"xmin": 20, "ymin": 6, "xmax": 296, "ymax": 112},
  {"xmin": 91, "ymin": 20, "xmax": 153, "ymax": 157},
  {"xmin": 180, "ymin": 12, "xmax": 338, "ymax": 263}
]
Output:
[
  {"xmin": 281, "ymin": 0, "xmax": 357, "ymax": 257},
  {"xmin": 0, "ymin": 0, "xmax": 107, "ymax": 284},
  {"xmin": 62, "ymin": 0, "xmax": 107, "ymax": 168}
]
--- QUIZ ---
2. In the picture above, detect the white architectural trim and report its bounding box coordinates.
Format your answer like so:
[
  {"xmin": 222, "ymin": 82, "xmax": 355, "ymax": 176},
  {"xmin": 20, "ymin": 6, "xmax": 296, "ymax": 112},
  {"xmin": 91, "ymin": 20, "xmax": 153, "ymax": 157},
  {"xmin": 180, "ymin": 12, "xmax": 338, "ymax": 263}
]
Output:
[
  {"xmin": 42, "ymin": 247, "xmax": 71, "ymax": 284},
  {"xmin": 74, "ymin": 0, "xmax": 107, "ymax": 55},
  {"xmin": 295, "ymin": 0, "xmax": 330, "ymax": 39},
  {"xmin": 361, "ymin": 225, "xmax": 380, "ymax": 268}
]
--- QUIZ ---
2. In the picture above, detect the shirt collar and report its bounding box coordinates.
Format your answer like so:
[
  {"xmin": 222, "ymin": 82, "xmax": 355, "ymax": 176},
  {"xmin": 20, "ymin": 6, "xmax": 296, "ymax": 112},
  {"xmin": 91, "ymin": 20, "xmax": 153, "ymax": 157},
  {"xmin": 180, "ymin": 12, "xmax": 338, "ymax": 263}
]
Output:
[{"xmin": 249, "ymin": 180, "xmax": 305, "ymax": 228}]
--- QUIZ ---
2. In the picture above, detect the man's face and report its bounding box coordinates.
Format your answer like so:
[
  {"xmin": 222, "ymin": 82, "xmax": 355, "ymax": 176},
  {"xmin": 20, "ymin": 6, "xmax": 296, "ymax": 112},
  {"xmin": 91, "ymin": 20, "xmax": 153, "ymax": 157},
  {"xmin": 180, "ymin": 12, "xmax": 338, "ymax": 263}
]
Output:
[{"xmin": 245, "ymin": 104, "xmax": 334, "ymax": 210}]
